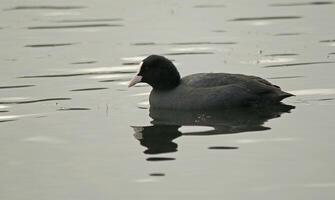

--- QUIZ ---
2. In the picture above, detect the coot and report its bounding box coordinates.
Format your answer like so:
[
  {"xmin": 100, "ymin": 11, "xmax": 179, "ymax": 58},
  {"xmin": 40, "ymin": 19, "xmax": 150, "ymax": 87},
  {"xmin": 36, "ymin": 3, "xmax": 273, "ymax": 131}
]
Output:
[{"xmin": 128, "ymin": 55, "xmax": 293, "ymax": 110}]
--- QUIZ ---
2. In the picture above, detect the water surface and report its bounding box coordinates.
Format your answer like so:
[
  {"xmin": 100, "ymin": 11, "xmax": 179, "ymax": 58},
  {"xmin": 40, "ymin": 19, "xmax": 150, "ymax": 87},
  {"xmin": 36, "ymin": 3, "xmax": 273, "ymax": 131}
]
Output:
[{"xmin": 1, "ymin": 0, "xmax": 335, "ymax": 200}]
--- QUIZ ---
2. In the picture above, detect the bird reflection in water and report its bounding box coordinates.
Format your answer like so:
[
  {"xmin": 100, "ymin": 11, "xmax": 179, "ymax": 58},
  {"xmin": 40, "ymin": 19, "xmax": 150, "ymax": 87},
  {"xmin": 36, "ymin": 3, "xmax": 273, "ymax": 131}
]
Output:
[
  {"xmin": 133, "ymin": 125, "xmax": 181, "ymax": 154},
  {"xmin": 132, "ymin": 104, "xmax": 295, "ymax": 155}
]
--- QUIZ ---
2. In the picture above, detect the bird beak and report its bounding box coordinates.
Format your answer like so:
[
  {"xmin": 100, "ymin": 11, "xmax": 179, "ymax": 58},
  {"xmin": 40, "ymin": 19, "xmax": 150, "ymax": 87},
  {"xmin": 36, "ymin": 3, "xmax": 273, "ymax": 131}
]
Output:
[
  {"xmin": 128, "ymin": 75, "xmax": 143, "ymax": 87},
  {"xmin": 128, "ymin": 61, "xmax": 144, "ymax": 87}
]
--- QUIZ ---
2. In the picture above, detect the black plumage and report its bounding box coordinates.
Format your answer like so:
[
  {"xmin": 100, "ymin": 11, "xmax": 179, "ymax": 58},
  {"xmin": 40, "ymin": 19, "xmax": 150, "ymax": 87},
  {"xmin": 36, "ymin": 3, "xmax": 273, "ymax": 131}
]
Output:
[{"xmin": 129, "ymin": 55, "xmax": 294, "ymax": 110}]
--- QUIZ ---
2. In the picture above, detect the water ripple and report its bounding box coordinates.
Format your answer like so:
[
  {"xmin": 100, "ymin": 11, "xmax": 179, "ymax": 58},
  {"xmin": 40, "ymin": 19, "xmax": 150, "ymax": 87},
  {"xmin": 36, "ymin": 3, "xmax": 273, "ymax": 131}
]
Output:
[
  {"xmin": 146, "ymin": 157, "xmax": 176, "ymax": 162},
  {"xmin": 149, "ymin": 173, "xmax": 165, "ymax": 177},
  {"xmin": 194, "ymin": 4, "xmax": 225, "ymax": 8},
  {"xmin": 0, "ymin": 85, "xmax": 35, "ymax": 89},
  {"xmin": 229, "ymin": 16, "xmax": 302, "ymax": 21},
  {"xmin": 5, "ymin": 5, "xmax": 86, "ymax": 10},
  {"xmin": 89, "ymin": 74, "xmax": 131, "ymax": 80},
  {"xmin": 270, "ymin": 1, "xmax": 333, "ymax": 7},
  {"xmin": 132, "ymin": 42, "xmax": 156, "ymax": 46},
  {"xmin": 289, "ymin": 88, "xmax": 335, "ymax": 96},
  {"xmin": 264, "ymin": 53, "xmax": 298, "ymax": 57},
  {"xmin": 163, "ymin": 52, "xmax": 214, "ymax": 56},
  {"xmin": 170, "ymin": 41, "xmax": 236, "ymax": 45},
  {"xmin": 320, "ymin": 39, "xmax": 335, "ymax": 43},
  {"xmin": 54, "ymin": 18, "xmax": 123, "ymax": 23},
  {"xmin": 274, "ymin": 33, "xmax": 302, "ymax": 36},
  {"xmin": 208, "ymin": 146, "xmax": 238, "ymax": 150},
  {"xmin": 25, "ymin": 43, "xmax": 75, "ymax": 48},
  {"xmin": 19, "ymin": 67, "xmax": 137, "ymax": 79},
  {"xmin": 58, "ymin": 107, "xmax": 90, "ymax": 111},
  {"xmin": 0, "ymin": 114, "xmax": 45, "ymax": 123},
  {"xmin": 27, "ymin": 24, "xmax": 123, "ymax": 30},
  {"xmin": 267, "ymin": 76, "xmax": 304, "ymax": 80},
  {"xmin": 71, "ymin": 61, "xmax": 97, "ymax": 65},
  {"xmin": 70, "ymin": 87, "xmax": 108, "ymax": 92},
  {"xmin": 263, "ymin": 61, "xmax": 335, "ymax": 68},
  {"xmin": 0, "ymin": 98, "xmax": 71, "ymax": 104},
  {"xmin": 131, "ymin": 41, "xmax": 236, "ymax": 46},
  {"xmin": 0, "ymin": 115, "xmax": 18, "ymax": 123},
  {"xmin": 23, "ymin": 136, "xmax": 67, "ymax": 144}
]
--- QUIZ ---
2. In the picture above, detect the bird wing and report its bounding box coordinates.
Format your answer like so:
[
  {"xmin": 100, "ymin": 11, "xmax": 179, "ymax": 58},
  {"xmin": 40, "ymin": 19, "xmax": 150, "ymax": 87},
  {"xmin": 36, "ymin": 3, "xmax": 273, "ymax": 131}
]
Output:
[{"xmin": 183, "ymin": 73, "xmax": 278, "ymax": 92}]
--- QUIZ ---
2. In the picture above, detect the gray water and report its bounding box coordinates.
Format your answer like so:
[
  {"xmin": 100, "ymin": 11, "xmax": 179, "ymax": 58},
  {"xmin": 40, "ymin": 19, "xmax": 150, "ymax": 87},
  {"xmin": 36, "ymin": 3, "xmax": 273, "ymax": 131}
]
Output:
[{"xmin": 1, "ymin": 0, "xmax": 335, "ymax": 199}]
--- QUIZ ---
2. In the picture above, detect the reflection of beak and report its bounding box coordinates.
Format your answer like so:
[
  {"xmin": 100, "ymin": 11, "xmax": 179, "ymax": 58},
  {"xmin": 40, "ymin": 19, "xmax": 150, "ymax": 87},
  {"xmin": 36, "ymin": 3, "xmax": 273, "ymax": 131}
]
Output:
[
  {"xmin": 128, "ymin": 75, "xmax": 143, "ymax": 87},
  {"xmin": 131, "ymin": 126, "xmax": 144, "ymax": 133},
  {"xmin": 131, "ymin": 126, "xmax": 144, "ymax": 139}
]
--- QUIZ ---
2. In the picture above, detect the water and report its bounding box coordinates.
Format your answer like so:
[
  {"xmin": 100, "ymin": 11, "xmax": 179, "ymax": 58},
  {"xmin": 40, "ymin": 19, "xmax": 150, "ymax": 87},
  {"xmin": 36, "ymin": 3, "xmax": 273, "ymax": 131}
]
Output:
[{"xmin": 1, "ymin": 0, "xmax": 335, "ymax": 199}]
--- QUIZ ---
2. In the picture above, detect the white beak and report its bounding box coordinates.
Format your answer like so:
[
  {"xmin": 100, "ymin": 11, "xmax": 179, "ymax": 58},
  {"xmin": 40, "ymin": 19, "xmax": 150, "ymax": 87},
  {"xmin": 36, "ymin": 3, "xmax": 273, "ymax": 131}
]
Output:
[{"xmin": 128, "ymin": 75, "xmax": 143, "ymax": 87}]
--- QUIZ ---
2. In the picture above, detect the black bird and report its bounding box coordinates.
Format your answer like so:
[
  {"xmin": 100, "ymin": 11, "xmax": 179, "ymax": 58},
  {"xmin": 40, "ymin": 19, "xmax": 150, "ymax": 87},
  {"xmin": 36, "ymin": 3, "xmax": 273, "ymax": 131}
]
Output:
[{"xmin": 128, "ymin": 55, "xmax": 293, "ymax": 110}]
